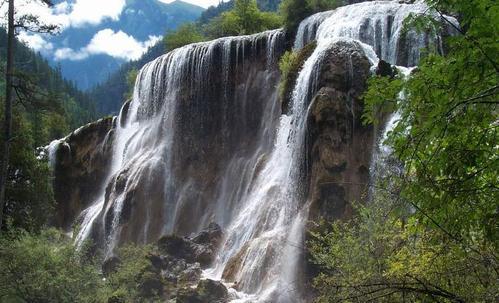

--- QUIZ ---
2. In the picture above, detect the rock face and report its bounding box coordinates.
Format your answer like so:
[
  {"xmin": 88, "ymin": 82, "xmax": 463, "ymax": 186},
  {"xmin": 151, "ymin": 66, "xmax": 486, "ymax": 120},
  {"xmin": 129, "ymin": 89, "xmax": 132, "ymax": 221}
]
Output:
[
  {"xmin": 306, "ymin": 40, "xmax": 374, "ymax": 220},
  {"xmin": 51, "ymin": 117, "xmax": 115, "ymax": 229}
]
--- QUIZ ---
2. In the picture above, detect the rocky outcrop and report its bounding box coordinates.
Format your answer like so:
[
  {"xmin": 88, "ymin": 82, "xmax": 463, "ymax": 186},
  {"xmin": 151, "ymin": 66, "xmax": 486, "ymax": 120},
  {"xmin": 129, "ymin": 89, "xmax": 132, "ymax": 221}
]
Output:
[
  {"xmin": 157, "ymin": 223, "xmax": 223, "ymax": 268},
  {"xmin": 51, "ymin": 117, "xmax": 115, "ymax": 229},
  {"xmin": 103, "ymin": 224, "xmax": 228, "ymax": 302},
  {"xmin": 306, "ymin": 40, "xmax": 374, "ymax": 221},
  {"xmin": 177, "ymin": 279, "xmax": 229, "ymax": 303}
]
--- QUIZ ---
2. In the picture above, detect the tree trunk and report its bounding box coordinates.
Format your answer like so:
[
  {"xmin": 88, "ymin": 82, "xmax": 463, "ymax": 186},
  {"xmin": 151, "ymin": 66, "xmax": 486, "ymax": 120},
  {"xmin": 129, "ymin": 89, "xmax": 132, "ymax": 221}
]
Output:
[{"xmin": 0, "ymin": 0, "xmax": 15, "ymax": 231}]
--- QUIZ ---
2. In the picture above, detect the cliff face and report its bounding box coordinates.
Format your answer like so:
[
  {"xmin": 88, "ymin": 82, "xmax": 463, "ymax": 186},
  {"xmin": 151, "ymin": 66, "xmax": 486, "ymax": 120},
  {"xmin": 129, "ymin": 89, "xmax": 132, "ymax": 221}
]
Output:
[{"xmin": 51, "ymin": 117, "xmax": 116, "ymax": 230}]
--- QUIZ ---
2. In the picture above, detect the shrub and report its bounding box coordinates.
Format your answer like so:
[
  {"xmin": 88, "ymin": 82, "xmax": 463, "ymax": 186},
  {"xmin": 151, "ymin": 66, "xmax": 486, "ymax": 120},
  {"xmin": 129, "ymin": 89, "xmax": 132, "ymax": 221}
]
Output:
[
  {"xmin": 278, "ymin": 41, "xmax": 317, "ymax": 106},
  {"xmin": 0, "ymin": 229, "xmax": 105, "ymax": 303}
]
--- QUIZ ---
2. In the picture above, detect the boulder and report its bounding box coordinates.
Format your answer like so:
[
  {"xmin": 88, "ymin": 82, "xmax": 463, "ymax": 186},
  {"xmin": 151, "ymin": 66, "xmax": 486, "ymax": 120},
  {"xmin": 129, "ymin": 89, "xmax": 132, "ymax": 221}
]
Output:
[
  {"xmin": 158, "ymin": 223, "xmax": 223, "ymax": 268},
  {"xmin": 176, "ymin": 279, "xmax": 228, "ymax": 303},
  {"xmin": 376, "ymin": 60, "xmax": 396, "ymax": 78}
]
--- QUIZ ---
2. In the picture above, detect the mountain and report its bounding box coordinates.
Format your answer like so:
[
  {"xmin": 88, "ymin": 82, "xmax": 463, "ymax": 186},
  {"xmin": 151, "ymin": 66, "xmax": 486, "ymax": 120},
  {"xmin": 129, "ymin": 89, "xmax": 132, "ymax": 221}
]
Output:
[
  {"xmin": 89, "ymin": 0, "xmax": 283, "ymax": 115},
  {"xmin": 45, "ymin": 0, "xmax": 204, "ymax": 90}
]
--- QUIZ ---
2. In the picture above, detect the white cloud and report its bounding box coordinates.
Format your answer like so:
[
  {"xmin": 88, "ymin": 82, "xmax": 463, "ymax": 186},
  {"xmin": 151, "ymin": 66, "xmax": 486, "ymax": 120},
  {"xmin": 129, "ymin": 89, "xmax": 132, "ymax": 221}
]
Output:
[
  {"xmin": 5, "ymin": 0, "xmax": 127, "ymax": 30},
  {"xmin": 54, "ymin": 29, "xmax": 162, "ymax": 61},
  {"xmin": 18, "ymin": 32, "xmax": 54, "ymax": 51},
  {"xmin": 66, "ymin": 0, "xmax": 126, "ymax": 27}
]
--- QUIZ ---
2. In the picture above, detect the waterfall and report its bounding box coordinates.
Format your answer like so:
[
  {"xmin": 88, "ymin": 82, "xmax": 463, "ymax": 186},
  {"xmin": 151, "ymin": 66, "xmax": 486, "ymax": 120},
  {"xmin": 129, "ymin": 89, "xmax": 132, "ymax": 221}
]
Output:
[
  {"xmin": 52, "ymin": 1, "xmax": 459, "ymax": 302},
  {"xmin": 296, "ymin": 0, "xmax": 458, "ymax": 66}
]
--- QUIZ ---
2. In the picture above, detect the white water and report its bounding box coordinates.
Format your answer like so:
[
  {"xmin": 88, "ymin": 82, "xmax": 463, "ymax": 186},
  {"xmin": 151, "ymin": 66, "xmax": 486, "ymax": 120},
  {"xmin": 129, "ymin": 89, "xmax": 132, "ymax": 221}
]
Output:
[{"xmin": 48, "ymin": 1, "xmax": 458, "ymax": 301}]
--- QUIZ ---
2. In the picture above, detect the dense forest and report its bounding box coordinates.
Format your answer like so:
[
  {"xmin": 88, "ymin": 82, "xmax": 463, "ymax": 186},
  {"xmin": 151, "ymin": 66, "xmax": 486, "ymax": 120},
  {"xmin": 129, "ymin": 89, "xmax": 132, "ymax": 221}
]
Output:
[{"xmin": 0, "ymin": 0, "xmax": 497, "ymax": 302}]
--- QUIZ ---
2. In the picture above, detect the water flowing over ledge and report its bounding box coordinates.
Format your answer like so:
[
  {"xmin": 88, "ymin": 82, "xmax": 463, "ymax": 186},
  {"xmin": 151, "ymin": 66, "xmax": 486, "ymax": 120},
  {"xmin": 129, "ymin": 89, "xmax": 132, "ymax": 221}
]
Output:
[{"xmin": 47, "ymin": 1, "xmax": 457, "ymax": 301}]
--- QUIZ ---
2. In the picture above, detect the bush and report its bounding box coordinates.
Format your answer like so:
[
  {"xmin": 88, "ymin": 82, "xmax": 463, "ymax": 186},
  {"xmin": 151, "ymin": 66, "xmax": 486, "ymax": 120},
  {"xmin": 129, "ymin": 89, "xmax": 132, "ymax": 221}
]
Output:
[
  {"xmin": 2, "ymin": 108, "xmax": 55, "ymax": 232},
  {"xmin": 278, "ymin": 41, "xmax": 317, "ymax": 105},
  {"xmin": 104, "ymin": 244, "xmax": 163, "ymax": 302},
  {"xmin": 0, "ymin": 229, "xmax": 105, "ymax": 303},
  {"xmin": 309, "ymin": 189, "xmax": 498, "ymax": 302}
]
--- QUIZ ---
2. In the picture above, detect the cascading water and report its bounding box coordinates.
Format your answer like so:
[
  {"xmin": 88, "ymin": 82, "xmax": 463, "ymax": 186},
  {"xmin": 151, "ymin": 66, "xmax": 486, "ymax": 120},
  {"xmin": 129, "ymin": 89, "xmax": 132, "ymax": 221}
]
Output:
[{"xmin": 47, "ymin": 1, "xmax": 458, "ymax": 302}]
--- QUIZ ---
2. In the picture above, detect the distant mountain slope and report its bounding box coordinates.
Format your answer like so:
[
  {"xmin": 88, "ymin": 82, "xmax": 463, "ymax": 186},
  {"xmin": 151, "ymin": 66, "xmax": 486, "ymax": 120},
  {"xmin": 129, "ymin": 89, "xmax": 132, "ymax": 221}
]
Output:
[
  {"xmin": 46, "ymin": 0, "xmax": 204, "ymax": 90},
  {"xmin": 0, "ymin": 29, "xmax": 96, "ymax": 139},
  {"xmin": 90, "ymin": 0, "xmax": 282, "ymax": 115}
]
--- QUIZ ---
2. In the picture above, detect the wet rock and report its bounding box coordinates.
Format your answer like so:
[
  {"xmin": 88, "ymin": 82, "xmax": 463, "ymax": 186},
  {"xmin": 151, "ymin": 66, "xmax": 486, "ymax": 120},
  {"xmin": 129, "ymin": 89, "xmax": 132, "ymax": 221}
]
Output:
[
  {"xmin": 178, "ymin": 263, "xmax": 202, "ymax": 285},
  {"xmin": 147, "ymin": 252, "xmax": 167, "ymax": 271},
  {"xmin": 191, "ymin": 222, "xmax": 223, "ymax": 246},
  {"xmin": 376, "ymin": 60, "xmax": 396, "ymax": 78},
  {"xmin": 222, "ymin": 243, "xmax": 249, "ymax": 282},
  {"xmin": 52, "ymin": 117, "xmax": 115, "ymax": 230},
  {"xmin": 107, "ymin": 294, "xmax": 125, "ymax": 303},
  {"xmin": 158, "ymin": 224, "xmax": 223, "ymax": 268},
  {"xmin": 177, "ymin": 279, "xmax": 228, "ymax": 303},
  {"xmin": 158, "ymin": 235, "xmax": 192, "ymax": 260}
]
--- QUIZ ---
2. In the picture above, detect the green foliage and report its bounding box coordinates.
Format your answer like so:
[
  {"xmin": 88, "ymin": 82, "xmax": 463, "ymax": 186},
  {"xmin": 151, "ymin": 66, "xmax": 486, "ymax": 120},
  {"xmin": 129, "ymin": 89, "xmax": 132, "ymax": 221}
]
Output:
[
  {"xmin": 104, "ymin": 245, "xmax": 163, "ymax": 302},
  {"xmin": 124, "ymin": 68, "xmax": 139, "ymax": 100},
  {"xmin": 279, "ymin": 0, "xmax": 312, "ymax": 32},
  {"xmin": 307, "ymin": 0, "xmax": 341, "ymax": 14},
  {"xmin": 278, "ymin": 41, "xmax": 317, "ymax": 101},
  {"xmin": 205, "ymin": 0, "xmax": 282, "ymax": 38},
  {"xmin": 164, "ymin": 23, "xmax": 206, "ymax": 51},
  {"xmin": 362, "ymin": 74, "xmax": 403, "ymax": 126},
  {"xmin": 0, "ymin": 229, "xmax": 167, "ymax": 303},
  {"xmin": 363, "ymin": 0, "xmax": 499, "ymax": 243},
  {"xmin": 0, "ymin": 229, "xmax": 105, "ymax": 303},
  {"xmin": 280, "ymin": 0, "xmax": 341, "ymax": 33},
  {"xmin": 0, "ymin": 106, "xmax": 55, "ymax": 232},
  {"xmin": 310, "ymin": 189, "xmax": 498, "ymax": 302}
]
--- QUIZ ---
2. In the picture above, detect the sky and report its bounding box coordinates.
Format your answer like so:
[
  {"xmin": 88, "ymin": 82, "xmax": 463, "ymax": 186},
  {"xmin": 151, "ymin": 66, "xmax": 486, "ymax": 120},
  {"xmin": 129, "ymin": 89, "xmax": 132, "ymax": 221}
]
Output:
[{"xmin": 10, "ymin": 0, "xmax": 220, "ymax": 61}]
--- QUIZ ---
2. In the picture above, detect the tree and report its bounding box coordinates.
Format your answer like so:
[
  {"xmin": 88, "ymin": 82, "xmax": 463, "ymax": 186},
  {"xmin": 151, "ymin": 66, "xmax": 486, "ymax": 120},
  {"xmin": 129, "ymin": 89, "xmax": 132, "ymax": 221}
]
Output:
[
  {"xmin": 0, "ymin": 0, "xmax": 58, "ymax": 231},
  {"xmin": 206, "ymin": 0, "xmax": 282, "ymax": 38},
  {"xmin": 164, "ymin": 23, "xmax": 206, "ymax": 51},
  {"xmin": 279, "ymin": 0, "xmax": 312, "ymax": 33},
  {"xmin": 124, "ymin": 68, "xmax": 139, "ymax": 100}
]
